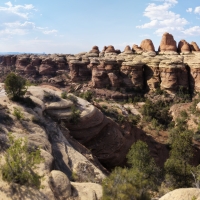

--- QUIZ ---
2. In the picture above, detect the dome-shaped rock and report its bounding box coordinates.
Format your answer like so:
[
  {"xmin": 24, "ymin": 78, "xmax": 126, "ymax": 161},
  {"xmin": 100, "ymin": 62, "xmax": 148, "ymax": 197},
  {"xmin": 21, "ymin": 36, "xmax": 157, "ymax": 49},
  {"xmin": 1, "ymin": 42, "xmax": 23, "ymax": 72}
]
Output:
[
  {"xmin": 105, "ymin": 45, "xmax": 116, "ymax": 53},
  {"xmin": 140, "ymin": 39, "xmax": 155, "ymax": 52},
  {"xmin": 89, "ymin": 46, "xmax": 100, "ymax": 54},
  {"xmin": 190, "ymin": 41, "xmax": 200, "ymax": 51},
  {"xmin": 178, "ymin": 40, "xmax": 191, "ymax": 53},
  {"xmin": 123, "ymin": 45, "xmax": 133, "ymax": 54},
  {"xmin": 159, "ymin": 32, "xmax": 177, "ymax": 52}
]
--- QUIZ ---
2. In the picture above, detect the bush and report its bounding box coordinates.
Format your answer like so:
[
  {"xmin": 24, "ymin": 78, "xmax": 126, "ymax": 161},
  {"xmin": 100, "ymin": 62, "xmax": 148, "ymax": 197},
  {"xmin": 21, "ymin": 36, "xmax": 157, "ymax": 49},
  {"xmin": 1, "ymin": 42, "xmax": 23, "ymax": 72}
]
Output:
[
  {"xmin": 1, "ymin": 133, "xmax": 43, "ymax": 188},
  {"xmin": 13, "ymin": 107, "xmax": 24, "ymax": 120},
  {"xmin": 61, "ymin": 91, "xmax": 67, "ymax": 99},
  {"xmin": 5, "ymin": 73, "xmax": 27, "ymax": 100},
  {"xmin": 79, "ymin": 91, "xmax": 93, "ymax": 102},
  {"xmin": 68, "ymin": 105, "xmax": 81, "ymax": 124}
]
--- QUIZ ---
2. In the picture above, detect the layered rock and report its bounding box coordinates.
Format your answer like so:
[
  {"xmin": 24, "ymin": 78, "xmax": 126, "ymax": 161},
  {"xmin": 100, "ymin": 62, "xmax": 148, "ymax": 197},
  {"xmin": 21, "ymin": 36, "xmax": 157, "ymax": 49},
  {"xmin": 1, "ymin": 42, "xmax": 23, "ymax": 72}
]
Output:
[
  {"xmin": 89, "ymin": 46, "xmax": 100, "ymax": 54},
  {"xmin": 16, "ymin": 55, "xmax": 31, "ymax": 73},
  {"xmin": 159, "ymin": 58, "xmax": 188, "ymax": 92},
  {"xmin": 121, "ymin": 60, "xmax": 144, "ymax": 89},
  {"xmin": 159, "ymin": 32, "xmax": 177, "ymax": 54}
]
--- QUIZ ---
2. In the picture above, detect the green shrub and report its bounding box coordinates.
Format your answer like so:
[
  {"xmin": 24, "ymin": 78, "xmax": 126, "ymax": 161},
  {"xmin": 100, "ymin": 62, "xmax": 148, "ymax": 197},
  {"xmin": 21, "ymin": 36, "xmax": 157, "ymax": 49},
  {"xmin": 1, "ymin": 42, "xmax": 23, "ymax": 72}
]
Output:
[
  {"xmin": 61, "ymin": 91, "xmax": 67, "ymax": 99},
  {"xmin": 5, "ymin": 72, "xmax": 27, "ymax": 101},
  {"xmin": 13, "ymin": 107, "xmax": 24, "ymax": 120},
  {"xmin": 1, "ymin": 133, "xmax": 43, "ymax": 188},
  {"xmin": 79, "ymin": 91, "xmax": 93, "ymax": 102},
  {"xmin": 68, "ymin": 105, "xmax": 81, "ymax": 124}
]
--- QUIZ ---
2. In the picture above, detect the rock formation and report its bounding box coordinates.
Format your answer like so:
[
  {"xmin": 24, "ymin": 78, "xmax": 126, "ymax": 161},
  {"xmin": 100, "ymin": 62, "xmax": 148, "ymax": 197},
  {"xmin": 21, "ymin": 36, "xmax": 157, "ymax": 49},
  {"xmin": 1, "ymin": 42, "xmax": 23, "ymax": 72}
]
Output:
[
  {"xmin": 140, "ymin": 39, "xmax": 155, "ymax": 52},
  {"xmin": 178, "ymin": 40, "xmax": 191, "ymax": 54},
  {"xmin": 89, "ymin": 46, "xmax": 100, "ymax": 54},
  {"xmin": 159, "ymin": 32, "xmax": 177, "ymax": 53},
  {"xmin": 123, "ymin": 45, "xmax": 133, "ymax": 54},
  {"xmin": 190, "ymin": 41, "xmax": 200, "ymax": 51},
  {"xmin": 132, "ymin": 44, "xmax": 143, "ymax": 54}
]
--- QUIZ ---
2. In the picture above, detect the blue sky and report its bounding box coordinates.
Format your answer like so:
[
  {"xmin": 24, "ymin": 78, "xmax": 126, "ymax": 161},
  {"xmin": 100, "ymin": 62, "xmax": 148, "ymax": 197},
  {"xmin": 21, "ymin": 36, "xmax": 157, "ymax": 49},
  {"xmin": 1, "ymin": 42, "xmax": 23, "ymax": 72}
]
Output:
[{"xmin": 0, "ymin": 0, "xmax": 200, "ymax": 53}]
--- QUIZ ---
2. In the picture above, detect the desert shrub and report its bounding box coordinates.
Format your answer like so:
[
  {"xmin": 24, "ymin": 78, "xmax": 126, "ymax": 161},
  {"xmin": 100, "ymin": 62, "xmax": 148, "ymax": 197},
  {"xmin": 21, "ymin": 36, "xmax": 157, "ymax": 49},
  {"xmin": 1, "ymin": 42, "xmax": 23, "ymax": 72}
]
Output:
[
  {"xmin": 13, "ymin": 107, "xmax": 24, "ymax": 120},
  {"xmin": 102, "ymin": 167, "xmax": 150, "ymax": 200},
  {"xmin": 5, "ymin": 72, "xmax": 27, "ymax": 101},
  {"xmin": 174, "ymin": 86, "xmax": 191, "ymax": 103},
  {"xmin": 1, "ymin": 133, "xmax": 43, "ymax": 188},
  {"xmin": 68, "ymin": 105, "xmax": 81, "ymax": 124},
  {"xmin": 61, "ymin": 91, "xmax": 67, "ymax": 99},
  {"xmin": 128, "ymin": 114, "xmax": 141, "ymax": 126},
  {"xmin": 68, "ymin": 94, "xmax": 78, "ymax": 104},
  {"xmin": 79, "ymin": 91, "xmax": 93, "ymax": 102},
  {"xmin": 141, "ymin": 99, "xmax": 172, "ymax": 130}
]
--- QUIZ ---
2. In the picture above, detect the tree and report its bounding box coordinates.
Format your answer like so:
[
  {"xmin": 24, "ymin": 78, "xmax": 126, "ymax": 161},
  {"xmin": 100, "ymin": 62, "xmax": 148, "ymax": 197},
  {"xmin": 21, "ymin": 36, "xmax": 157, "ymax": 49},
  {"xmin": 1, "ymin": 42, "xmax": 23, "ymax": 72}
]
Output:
[
  {"xmin": 4, "ymin": 72, "xmax": 27, "ymax": 100},
  {"xmin": 164, "ymin": 125, "xmax": 194, "ymax": 188},
  {"xmin": 1, "ymin": 133, "xmax": 43, "ymax": 188},
  {"xmin": 126, "ymin": 140, "xmax": 161, "ymax": 189},
  {"xmin": 102, "ymin": 167, "xmax": 150, "ymax": 200}
]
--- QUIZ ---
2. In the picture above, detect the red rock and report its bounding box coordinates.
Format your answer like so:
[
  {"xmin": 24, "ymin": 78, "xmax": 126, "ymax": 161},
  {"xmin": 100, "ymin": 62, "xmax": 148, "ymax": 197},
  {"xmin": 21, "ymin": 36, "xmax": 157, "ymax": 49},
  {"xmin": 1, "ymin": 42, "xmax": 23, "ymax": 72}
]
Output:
[
  {"xmin": 190, "ymin": 42, "xmax": 200, "ymax": 51},
  {"xmin": 102, "ymin": 46, "xmax": 107, "ymax": 52},
  {"xmin": 140, "ymin": 39, "xmax": 155, "ymax": 52},
  {"xmin": 123, "ymin": 45, "xmax": 133, "ymax": 54},
  {"xmin": 105, "ymin": 45, "xmax": 116, "ymax": 53},
  {"xmin": 159, "ymin": 32, "xmax": 177, "ymax": 52},
  {"xmin": 89, "ymin": 46, "xmax": 100, "ymax": 54},
  {"xmin": 178, "ymin": 40, "xmax": 191, "ymax": 53},
  {"xmin": 132, "ymin": 44, "xmax": 143, "ymax": 53}
]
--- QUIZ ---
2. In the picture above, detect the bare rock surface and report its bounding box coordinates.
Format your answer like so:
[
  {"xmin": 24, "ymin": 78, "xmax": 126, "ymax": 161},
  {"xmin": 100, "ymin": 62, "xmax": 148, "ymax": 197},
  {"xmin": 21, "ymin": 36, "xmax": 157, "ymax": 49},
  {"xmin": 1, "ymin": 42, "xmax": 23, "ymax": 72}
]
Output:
[
  {"xmin": 159, "ymin": 32, "xmax": 177, "ymax": 52},
  {"xmin": 159, "ymin": 188, "xmax": 200, "ymax": 200}
]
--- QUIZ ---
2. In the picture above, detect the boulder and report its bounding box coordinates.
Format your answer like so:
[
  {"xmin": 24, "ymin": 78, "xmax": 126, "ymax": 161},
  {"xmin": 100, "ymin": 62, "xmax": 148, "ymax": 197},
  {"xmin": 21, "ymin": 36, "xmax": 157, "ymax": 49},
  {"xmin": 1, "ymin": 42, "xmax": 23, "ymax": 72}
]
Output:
[
  {"xmin": 71, "ymin": 182, "xmax": 102, "ymax": 200},
  {"xmin": 49, "ymin": 170, "xmax": 71, "ymax": 200},
  {"xmin": 105, "ymin": 45, "xmax": 116, "ymax": 53},
  {"xmin": 140, "ymin": 39, "xmax": 155, "ymax": 52},
  {"xmin": 159, "ymin": 32, "xmax": 177, "ymax": 52},
  {"xmin": 159, "ymin": 188, "xmax": 200, "ymax": 200},
  {"xmin": 132, "ymin": 44, "xmax": 143, "ymax": 54}
]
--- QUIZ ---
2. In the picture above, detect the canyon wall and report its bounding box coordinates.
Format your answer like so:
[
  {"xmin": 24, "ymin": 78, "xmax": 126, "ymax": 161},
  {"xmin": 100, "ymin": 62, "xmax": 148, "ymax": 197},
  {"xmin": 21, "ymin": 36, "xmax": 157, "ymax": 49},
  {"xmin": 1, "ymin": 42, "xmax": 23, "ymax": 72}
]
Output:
[{"xmin": 0, "ymin": 32, "xmax": 200, "ymax": 94}]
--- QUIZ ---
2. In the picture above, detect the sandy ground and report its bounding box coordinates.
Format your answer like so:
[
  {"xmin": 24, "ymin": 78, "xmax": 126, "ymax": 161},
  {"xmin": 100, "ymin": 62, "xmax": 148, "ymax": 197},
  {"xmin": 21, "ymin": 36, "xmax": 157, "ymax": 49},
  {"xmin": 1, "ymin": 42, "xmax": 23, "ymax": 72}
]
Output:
[{"xmin": 0, "ymin": 83, "xmax": 6, "ymax": 97}]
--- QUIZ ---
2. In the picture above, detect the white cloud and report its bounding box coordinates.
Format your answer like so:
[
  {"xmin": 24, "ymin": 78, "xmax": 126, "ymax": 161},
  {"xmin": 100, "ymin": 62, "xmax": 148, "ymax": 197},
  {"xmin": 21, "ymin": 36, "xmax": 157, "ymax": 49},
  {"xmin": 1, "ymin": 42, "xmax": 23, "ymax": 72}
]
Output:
[
  {"xmin": 194, "ymin": 6, "xmax": 200, "ymax": 14},
  {"xmin": 43, "ymin": 29, "xmax": 58, "ymax": 35},
  {"xmin": 0, "ymin": 2, "xmax": 58, "ymax": 38},
  {"xmin": 182, "ymin": 26, "xmax": 200, "ymax": 35},
  {"xmin": 137, "ymin": 0, "xmax": 188, "ymax": 36},
  {"xmin": 0, "ymin": 1, "xmax": 34, "ymax": 19},
  {"xmin": 186, "ymin": 8, "xmax": 193, "ymax": 13}
]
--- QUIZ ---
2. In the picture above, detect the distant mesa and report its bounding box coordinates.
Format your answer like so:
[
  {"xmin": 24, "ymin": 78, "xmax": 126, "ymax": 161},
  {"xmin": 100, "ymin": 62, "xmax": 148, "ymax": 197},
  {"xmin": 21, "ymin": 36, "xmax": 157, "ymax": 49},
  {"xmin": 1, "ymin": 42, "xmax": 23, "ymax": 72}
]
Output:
[
  {"xmin": 140, "ymin": 39, "xmax": 155, "ymax": 52},
  {"xmin": 159, "ymin": 32, "xmax": 177, "ymax": 52}
]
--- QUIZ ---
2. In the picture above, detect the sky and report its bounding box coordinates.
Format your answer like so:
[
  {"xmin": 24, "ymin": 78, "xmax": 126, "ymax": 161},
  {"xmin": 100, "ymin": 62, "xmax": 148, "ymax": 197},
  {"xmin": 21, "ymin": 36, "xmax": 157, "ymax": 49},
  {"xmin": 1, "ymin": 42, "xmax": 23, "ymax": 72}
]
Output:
[{"xmin": 0, "ymin": 0, "xmax": 200, "ymax": 54}]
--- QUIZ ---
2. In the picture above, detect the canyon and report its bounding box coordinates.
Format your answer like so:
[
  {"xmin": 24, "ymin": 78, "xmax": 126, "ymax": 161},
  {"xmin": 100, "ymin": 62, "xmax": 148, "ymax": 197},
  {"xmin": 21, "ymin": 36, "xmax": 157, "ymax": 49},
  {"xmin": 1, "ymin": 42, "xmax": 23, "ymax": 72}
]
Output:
[{"xmin": 0, "ymin": 32, "xmax": 200, "ymax": 95}]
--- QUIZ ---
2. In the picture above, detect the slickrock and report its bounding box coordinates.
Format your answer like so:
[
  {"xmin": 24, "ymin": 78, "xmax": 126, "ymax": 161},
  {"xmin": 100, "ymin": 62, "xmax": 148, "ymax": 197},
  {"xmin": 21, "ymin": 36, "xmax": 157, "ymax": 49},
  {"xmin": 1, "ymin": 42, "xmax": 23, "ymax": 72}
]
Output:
[
  {"xmin": 140, "ymin": 39, "xmax": 155, "ymax": 52},
  {"xmin": 159, "ymin": 188, "xmax": 200, "ymax": 200},
  {"xmin": 159, "ymin": 32, "xmax": 177, "ymax": 53},
  {"xmin": 178, "ymin": 40, "xmax": 191, "ymax": 54}
]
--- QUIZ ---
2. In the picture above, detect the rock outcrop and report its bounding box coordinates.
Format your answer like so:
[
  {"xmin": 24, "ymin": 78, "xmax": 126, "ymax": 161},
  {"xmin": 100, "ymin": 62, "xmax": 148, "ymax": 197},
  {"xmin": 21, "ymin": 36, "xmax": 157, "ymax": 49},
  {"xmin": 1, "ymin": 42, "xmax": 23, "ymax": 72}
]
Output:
[
  {"xmin": 190, "ymin": 41, "xmax": 200, "ymax": 51},
  {"xmin": 178, "ymin": 40, "xmax": 191, "ymax": 54},
  {"xmin": 140, "ymin": 39, "xmax": 155, "ymax": 52},
  {"xmin": 159, "ymin": 32, "xmax": 177, "ymax": 53}
]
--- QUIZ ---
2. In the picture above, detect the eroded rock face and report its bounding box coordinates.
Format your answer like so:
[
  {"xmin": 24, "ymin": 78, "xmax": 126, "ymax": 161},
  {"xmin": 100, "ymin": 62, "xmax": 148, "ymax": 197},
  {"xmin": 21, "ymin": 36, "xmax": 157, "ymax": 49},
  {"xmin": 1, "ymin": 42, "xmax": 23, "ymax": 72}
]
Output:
[
  {"xmin": 140, "ymin": 39, "xmax": 155, "ymax": 52},
  {"xmin": 159, "ymin": 58, "xmax": 188, "ymax": 92},
  {"xmin": 121, "ymin": 60, "xmax": 144, "ymax": 89},
  {"xmin": 16, "ymin": 56, "xmax": 31, "ymax": 73},
  {"xmin": 159, "ymin": 32, "xmax": 177, "ymax": 52},
  {"xmin": 132, "ymin": 44, "xmax": 143, "ymax": 54},
  {"xmin": 123, "ymin": 45, "xmax": 133, "ymax": 54},
  {"xmin": 105, "ymin": 45, "xmax": 116, "ymax": 53},
  {"xmin": 178, "ymin": 40, "xmax": 191, "ymax": 53}
]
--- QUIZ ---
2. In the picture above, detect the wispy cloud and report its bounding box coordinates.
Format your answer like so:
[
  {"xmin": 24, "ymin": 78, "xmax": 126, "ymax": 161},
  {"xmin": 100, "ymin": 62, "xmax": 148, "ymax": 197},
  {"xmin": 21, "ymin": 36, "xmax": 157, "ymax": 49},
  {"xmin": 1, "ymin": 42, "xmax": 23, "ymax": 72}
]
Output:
[{"xmin": 186, "ymin": 8, "xmax": 193, "ymax": 13}]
